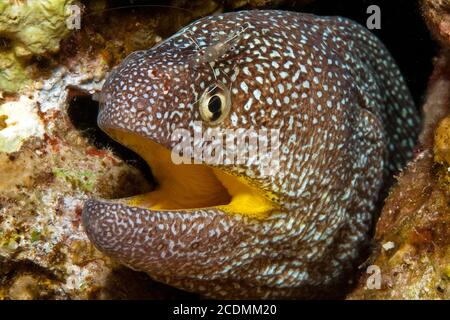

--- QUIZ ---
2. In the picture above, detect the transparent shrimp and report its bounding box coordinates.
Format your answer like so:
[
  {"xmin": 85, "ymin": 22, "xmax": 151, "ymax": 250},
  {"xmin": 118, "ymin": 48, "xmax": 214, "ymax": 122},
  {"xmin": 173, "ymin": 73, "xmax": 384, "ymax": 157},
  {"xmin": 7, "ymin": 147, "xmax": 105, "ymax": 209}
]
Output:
[{"xmin": 184, "ymin": 22, "xmax": 252, "ymax": 106}]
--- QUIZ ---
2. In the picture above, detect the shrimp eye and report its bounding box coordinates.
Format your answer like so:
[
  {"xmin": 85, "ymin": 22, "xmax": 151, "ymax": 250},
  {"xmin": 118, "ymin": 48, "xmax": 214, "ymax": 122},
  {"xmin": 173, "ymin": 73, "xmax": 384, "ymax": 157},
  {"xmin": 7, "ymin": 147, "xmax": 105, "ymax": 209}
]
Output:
[{"xmin": 199, "ymin": 82, "xmax": 231, "ymax": 125}]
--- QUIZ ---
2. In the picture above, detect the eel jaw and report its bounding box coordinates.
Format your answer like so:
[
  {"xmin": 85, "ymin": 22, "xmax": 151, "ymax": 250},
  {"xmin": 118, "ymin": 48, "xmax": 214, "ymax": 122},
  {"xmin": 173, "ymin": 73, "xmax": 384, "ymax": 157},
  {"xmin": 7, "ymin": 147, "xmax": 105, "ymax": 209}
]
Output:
[
  {"xmin": 82, "ymin": 199, "xmax": 248, "ymax": 277},
  {"xmin": 81, "ymin": 127, "xmax": 278, "ymax": 276}
]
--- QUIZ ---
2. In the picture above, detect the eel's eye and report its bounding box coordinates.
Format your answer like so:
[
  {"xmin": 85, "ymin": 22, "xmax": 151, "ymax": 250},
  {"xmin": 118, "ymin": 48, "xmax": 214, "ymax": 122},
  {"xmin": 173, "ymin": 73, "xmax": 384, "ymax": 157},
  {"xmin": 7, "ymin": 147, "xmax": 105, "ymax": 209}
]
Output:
[{"xmin": 199, "ymin": 82, "xmax": 231, "ymax": 125}]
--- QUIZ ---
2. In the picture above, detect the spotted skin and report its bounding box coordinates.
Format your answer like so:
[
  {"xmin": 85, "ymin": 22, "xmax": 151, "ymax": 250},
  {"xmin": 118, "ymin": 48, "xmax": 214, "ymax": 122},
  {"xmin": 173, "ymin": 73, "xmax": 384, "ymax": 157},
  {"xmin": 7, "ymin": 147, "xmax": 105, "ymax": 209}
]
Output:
[{"xmin": 82, "ymin": 10, "xmax": 420, "ymax": 298}]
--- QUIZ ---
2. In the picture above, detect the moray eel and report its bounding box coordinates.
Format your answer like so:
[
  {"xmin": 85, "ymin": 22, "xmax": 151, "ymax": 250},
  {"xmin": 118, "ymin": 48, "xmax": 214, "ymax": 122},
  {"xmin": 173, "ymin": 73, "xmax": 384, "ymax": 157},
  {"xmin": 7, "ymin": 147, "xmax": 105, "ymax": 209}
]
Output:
[{"xmin": 82, "ymin": 10, "xmax": 420, "ymax": 298}]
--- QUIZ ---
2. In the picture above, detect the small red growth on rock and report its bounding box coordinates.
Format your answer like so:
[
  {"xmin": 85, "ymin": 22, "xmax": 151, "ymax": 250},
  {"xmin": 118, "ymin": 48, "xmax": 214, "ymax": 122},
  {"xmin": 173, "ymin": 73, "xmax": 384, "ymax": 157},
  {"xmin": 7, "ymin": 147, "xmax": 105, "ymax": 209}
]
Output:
[
  {"xmin": 75, "ymin": 205, "xmax": 83, "ymax": 218},
  {"xmin": 44, "ymin": 134, "xmax": 60, "ymax": 152},
  {"xmin": 409, "ymin": 227, "xmax": 434, "ymax": 249},
  {"xmin": 86, "ymin": 147, "xmax": 108, "ymax": 157},
  {"xmin": 86, "ymin": 147, "xmax": 119, "ymax": 165},
  {"xmin": 72, "ymin": 205, "xmax": 83, "ymax": 228}
]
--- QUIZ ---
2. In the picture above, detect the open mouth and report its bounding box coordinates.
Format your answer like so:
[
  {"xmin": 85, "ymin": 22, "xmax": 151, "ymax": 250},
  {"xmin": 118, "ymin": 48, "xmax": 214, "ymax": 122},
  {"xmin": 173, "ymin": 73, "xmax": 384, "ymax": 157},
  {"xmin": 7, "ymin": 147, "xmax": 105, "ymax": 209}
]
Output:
[{"xmin": 103, "ymin": 128, "xmax": 279, "ymax": 219}]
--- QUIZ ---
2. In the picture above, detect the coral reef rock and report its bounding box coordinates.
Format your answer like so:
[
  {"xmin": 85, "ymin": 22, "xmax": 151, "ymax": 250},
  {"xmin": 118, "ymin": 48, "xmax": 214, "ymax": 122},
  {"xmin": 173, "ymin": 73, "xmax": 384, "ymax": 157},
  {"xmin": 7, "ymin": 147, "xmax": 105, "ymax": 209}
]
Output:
[{"xmin": 349, "ymin": 2, "xmax": 450, "ymax": 297}]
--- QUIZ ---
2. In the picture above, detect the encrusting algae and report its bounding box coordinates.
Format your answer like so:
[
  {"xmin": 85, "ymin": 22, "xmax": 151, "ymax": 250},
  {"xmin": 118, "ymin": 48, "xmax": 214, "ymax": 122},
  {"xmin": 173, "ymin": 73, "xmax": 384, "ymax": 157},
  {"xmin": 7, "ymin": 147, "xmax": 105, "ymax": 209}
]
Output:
[{"xmin": 0, "ymin": 0, "xmax": 75, "ymax": 93}]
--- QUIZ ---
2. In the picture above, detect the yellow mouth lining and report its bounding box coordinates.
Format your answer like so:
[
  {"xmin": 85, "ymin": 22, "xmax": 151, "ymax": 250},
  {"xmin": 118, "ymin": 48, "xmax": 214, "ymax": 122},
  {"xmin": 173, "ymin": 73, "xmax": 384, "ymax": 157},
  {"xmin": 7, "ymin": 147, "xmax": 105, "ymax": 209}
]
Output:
[{"xmin": 107, "ymin": 129, "xmax": 278, "ymax": 219}]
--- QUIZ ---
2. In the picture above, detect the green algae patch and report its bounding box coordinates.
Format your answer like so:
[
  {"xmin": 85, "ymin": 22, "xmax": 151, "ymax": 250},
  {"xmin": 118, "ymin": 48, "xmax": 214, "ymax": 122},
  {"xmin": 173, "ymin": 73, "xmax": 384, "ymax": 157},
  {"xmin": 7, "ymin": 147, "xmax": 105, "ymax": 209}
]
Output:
[
  {"xmin": 0, "ymin": 51, "xmax": 30, "ymax": 93},
  {"xmin": 30, "ymin": 229, "xmax": 42, "ymax": 243},
  {"xmin": 53, "ymin": 168, "xmax": 96, "ymax": 192}
]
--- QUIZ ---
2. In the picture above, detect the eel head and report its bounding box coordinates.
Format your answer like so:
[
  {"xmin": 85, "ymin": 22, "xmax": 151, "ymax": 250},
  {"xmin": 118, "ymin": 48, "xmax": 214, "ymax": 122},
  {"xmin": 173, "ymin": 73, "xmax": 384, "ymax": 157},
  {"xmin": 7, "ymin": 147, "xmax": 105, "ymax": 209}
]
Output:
[{"xmin": 82, "ymin": 26, "xmax": 288, "ymax": 298}]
